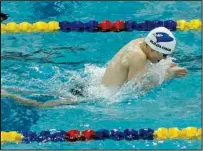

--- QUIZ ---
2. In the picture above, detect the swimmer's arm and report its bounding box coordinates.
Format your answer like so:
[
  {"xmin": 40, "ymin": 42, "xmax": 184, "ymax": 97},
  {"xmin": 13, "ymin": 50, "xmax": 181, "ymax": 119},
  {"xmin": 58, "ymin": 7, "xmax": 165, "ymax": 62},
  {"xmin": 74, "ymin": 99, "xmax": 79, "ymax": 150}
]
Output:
[
  {"xmin": 1, "ymin": 89, "xmax": 42, "ymax": 107},
  {"xmin": 39, "ymin": 98, "xmax": 79, "ymax": 108},
  {"xmin": 163, "ymin": 63, "xmax": 188, "ymax": 81},
  {"xmin": 127, "ymin": 59, "xmax": 170, "ymax": 92},
  {"xmin": 127, "ymin": 58, "xmax": 158, "ymax": 92},
  {"xmin": 1, "ymin": 89, "xmax": 79, "ymax": 108},
  {"xmin": 141, "ymin": 77, "xmax": 161, "ymax": 91},
  {"xmin": 127, "ymin": 54, "xmax": 147, "ymax": 81},
  {"xmin": 141, "ymin": 64, "xmax": 186, "ymax": 91},
  {"xmin": 140, "ymin": 68, "xmax": 174, "ymax": 91}
]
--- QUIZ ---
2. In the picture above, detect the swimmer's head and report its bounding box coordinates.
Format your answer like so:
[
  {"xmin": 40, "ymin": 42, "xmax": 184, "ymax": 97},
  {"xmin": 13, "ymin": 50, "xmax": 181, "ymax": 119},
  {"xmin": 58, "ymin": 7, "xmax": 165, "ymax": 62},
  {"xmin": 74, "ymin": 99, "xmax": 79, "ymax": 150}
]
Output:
[{"xmin": 144, "ymin": 27, "xmax": 176, "ymax": 63}]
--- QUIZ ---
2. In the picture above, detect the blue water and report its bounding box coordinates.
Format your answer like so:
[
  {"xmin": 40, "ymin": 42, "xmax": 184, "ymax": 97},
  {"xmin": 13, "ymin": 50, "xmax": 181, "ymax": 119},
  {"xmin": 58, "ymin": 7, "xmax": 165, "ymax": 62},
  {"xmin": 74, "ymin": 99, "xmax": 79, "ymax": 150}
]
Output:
[{"xmin": 1, "ymin": 1, "xmax": 202, "ymax": 150}]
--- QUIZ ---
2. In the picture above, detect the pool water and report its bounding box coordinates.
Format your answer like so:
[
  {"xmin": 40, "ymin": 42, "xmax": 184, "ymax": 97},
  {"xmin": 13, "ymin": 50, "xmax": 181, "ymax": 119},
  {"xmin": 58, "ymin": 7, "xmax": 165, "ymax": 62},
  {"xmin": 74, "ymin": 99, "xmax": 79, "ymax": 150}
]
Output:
[{"xmin": 1, "ymin": 1, "xmax": 202, "ymax": 150}]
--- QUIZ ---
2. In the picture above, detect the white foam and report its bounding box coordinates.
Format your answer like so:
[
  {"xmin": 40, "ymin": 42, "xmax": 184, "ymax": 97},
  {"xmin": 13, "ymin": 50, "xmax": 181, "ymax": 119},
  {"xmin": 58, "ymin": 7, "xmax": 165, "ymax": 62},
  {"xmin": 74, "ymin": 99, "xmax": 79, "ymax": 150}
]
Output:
[
  {"xmin": 78, "ymin": 57, "xmax": 175, "ymax": 104},
  {"xmin": 2, "ymin": 57, "xmax": 176, "ymax": 105}
]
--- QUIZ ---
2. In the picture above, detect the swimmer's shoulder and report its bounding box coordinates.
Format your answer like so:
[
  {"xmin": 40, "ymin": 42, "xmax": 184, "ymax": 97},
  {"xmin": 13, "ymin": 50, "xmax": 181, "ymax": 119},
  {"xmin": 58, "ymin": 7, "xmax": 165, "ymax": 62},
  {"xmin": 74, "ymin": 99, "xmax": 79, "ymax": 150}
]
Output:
[
  {"xmin": 126, "ymin": 45, "xmax": 147, "ymax": 67},
  {"xmin": 126, "ymin": 38, "xmax": 146, "ymax": 58},
  {"xmin": 127, "ymin": 49, "xmax": 146, "ymax": 63},
  {"xmin": 125, "ymin": 38, "xmax": 145, "ymax": 52},
  {"xmin": 131, "ymin": 38, "xmax": 145, "ymax": 44},
  {"xmin": 114, "ymin": 38, "xmax": 146, "ymax": 67}
]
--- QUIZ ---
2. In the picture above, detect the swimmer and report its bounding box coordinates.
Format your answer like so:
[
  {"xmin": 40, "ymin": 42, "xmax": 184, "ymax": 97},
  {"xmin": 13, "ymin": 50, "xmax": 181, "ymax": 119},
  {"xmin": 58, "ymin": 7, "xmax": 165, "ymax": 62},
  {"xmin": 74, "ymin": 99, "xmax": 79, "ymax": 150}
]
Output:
[
  {"xmin": 1, "ymin": 27, "xmax": 188, "ymax": 107},
  {"xmin": 1, "ymin": 13, "xmax": 8, "ymax": 23},
  {"xmin": 102, "ymin": 27, "xmax": 188, "ymax": 89}
]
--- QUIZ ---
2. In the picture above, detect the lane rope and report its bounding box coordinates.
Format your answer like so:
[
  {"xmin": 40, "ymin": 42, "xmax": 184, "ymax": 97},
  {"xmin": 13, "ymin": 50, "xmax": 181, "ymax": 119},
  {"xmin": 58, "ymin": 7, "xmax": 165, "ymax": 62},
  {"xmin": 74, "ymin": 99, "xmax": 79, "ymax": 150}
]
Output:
[
  {"xmin": 1, "ymin": 127, "xmax": 201, "ymax": 144},
  {"xmin": 1, "ymin": 19, "xmax": 202, "ymax": 34}
]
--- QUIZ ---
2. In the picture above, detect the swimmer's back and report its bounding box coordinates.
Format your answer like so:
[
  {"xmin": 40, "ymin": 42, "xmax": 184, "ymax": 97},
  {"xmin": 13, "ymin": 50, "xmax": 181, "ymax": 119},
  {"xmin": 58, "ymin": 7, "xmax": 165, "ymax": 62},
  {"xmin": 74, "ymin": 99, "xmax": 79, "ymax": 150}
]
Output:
[{"xmin": 101, "ymin": 38, "xmax": 146, "ymax": 87}]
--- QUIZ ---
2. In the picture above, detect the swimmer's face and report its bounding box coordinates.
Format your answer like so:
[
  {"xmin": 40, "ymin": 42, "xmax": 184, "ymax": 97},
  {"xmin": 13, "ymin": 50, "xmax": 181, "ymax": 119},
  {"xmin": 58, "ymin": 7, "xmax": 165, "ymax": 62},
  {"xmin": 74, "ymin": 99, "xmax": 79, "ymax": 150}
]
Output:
[{"xmin": 147, "ymin": 45, "xmax": 168, "ymax": 63}]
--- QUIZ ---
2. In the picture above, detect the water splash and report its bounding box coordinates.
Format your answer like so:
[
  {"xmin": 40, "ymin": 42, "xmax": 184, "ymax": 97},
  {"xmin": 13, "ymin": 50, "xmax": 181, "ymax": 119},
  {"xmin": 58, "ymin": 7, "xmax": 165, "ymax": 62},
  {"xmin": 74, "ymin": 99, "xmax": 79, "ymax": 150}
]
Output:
[
  {"xmin": 2, "ymin": 55, "xmax": 175, "ymax": 105},
  {"xmin": 77, "ymin": 57, "xmax": 174, "ymax": 104}
]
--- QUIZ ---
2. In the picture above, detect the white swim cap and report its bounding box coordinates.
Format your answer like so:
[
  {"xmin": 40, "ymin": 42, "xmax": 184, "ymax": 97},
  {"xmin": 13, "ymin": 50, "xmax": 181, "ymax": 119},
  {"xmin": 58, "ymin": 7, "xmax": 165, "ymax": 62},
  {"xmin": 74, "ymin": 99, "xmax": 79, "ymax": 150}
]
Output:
[{"xmin": 145, "ymin": 27, "xmax": 176, "ymax": 55}]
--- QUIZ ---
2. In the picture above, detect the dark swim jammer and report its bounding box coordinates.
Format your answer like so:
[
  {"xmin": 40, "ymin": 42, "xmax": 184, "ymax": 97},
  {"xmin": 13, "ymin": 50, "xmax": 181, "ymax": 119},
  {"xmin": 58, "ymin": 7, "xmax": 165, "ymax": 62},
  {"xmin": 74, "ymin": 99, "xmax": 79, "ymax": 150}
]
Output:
[{"xmin": 69, "ymin": 85, "xmax": 86, "ymax": 97}]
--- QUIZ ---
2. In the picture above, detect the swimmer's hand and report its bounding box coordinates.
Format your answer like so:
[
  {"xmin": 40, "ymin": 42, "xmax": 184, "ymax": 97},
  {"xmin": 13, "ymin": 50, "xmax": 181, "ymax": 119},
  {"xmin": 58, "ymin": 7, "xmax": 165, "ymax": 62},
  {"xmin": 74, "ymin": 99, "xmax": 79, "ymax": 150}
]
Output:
[
  {"xmin": 166, "ymin": 64, "xmax": 188, "ymax": 80},
  {"xmin": 169, "ymin": 63, "xmax": 177, "ymax": 68}
]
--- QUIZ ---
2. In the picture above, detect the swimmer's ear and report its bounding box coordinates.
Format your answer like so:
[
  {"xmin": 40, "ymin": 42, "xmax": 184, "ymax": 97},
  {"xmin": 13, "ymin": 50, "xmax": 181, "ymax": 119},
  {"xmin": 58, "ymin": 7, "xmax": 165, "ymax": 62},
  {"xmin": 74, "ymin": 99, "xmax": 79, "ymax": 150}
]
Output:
[
  {"xmin": 146, "ymin": 44, "xmax": 154, "ymax": 52},
  {"xmin": 146, "ymin": 44, "xmax": 151, "ymax": 50},
  {"xmin": 146, "ymin": 43, "xmax": 155, "ymax": 54}
]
